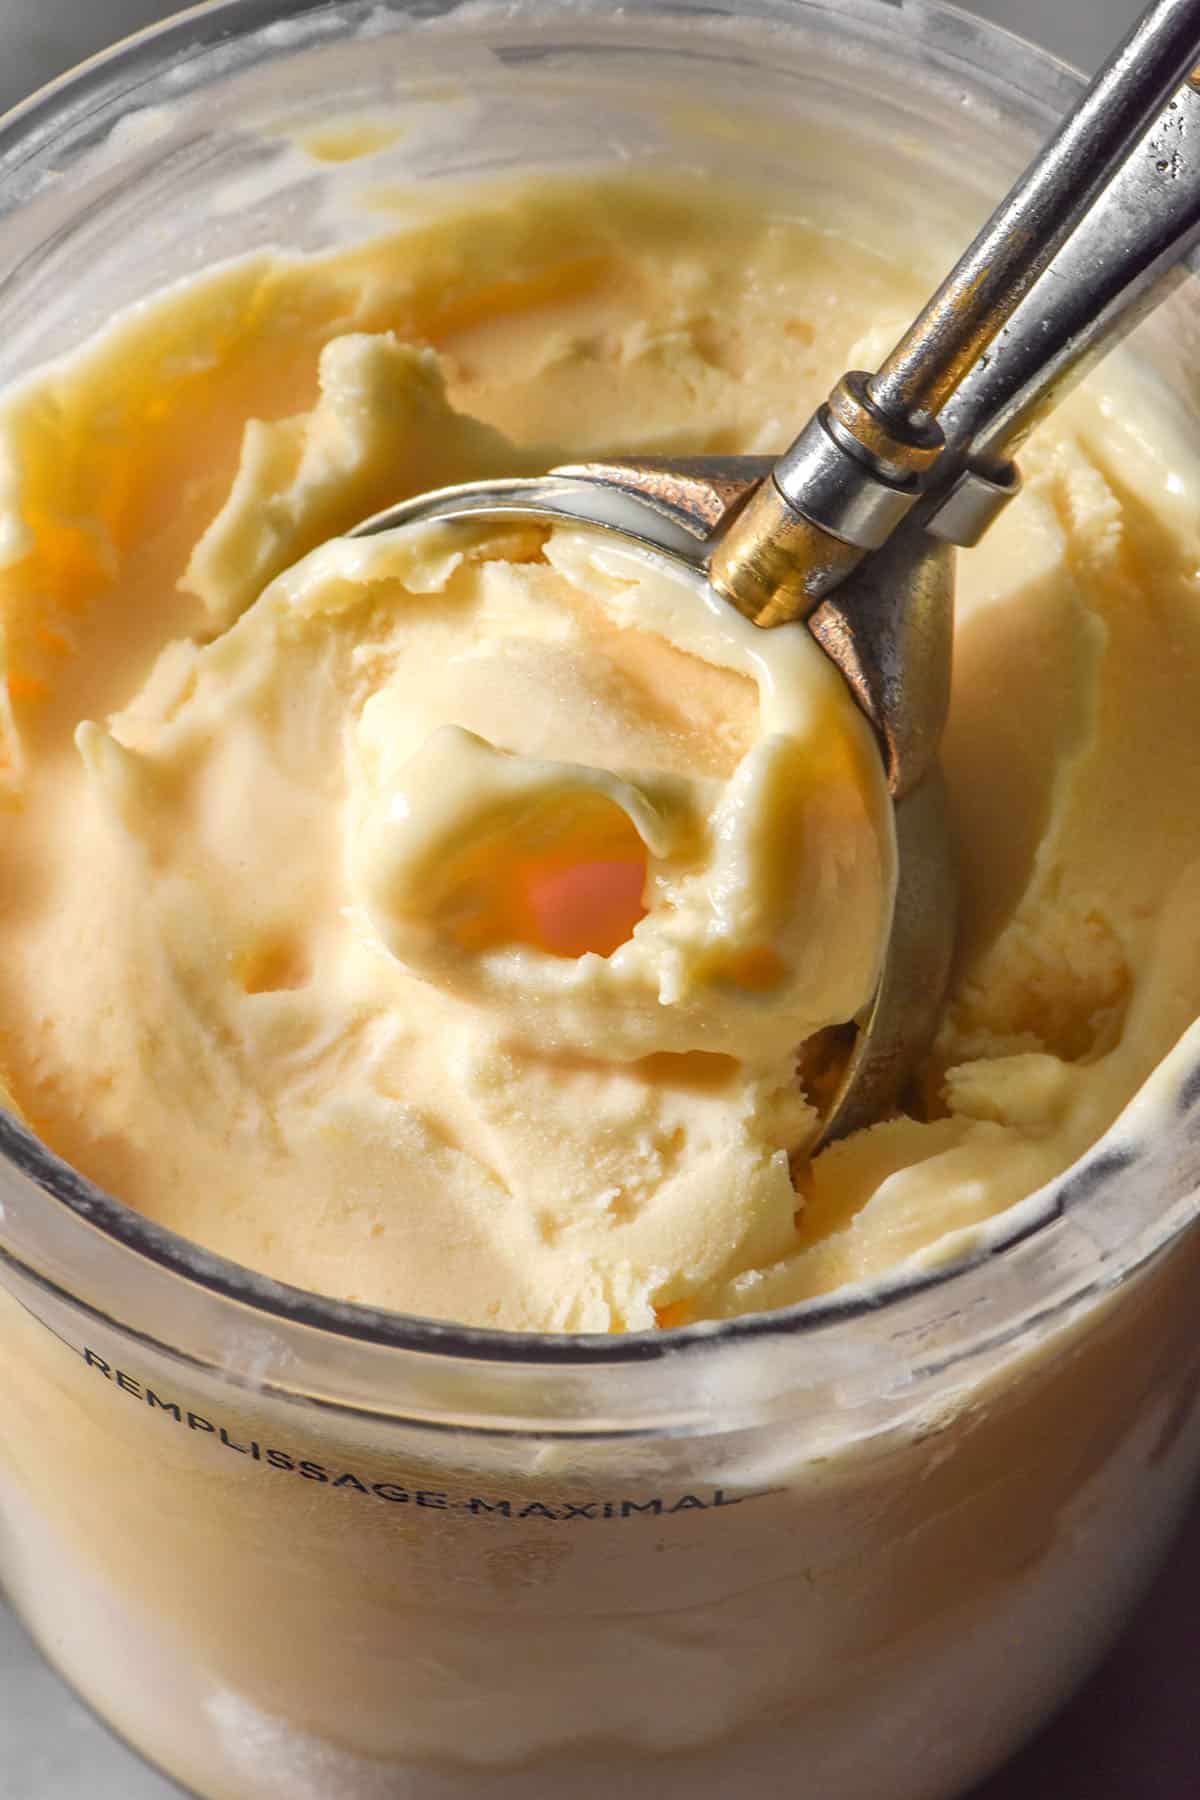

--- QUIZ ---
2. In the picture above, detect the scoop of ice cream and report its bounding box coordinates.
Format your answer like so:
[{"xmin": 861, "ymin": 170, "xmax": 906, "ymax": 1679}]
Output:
[{"xmin": 338, "ymin": 521, "xmax": 892, "ymax": 1062}]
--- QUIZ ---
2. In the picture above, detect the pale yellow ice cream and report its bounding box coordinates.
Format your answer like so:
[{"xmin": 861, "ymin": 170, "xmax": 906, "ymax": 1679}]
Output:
[
  {"xmin": 5, "ymin": 31, "xmax": 1200, "ymax": 1800},
  {"xmin": 2, "ymin": 174, "xmax": 1199, "ymax": 1332}
]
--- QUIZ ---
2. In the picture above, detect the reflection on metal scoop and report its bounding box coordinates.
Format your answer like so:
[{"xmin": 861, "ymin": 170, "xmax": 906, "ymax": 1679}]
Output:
[{"xmin": 351, "ymin": 0, "xmax": 1200, "ymax": 1149}]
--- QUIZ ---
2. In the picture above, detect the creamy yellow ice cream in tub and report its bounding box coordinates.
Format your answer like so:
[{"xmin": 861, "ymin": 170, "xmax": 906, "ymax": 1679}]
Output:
[{"xmin": 1, "ymin": 3, "xmax": 1200, "ymax": 1796}]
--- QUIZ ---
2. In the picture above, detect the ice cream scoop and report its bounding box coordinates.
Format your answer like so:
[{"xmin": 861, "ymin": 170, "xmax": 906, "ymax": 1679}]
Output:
[{"xmin": 347, "ymin": 0, "xmax": 1200, "ymax": 1146}]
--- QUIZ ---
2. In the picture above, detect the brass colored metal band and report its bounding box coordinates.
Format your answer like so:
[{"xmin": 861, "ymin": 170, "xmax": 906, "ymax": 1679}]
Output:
[{"xmin": 707, "ymin": 479, "xmax": 867, "ymax": 628}]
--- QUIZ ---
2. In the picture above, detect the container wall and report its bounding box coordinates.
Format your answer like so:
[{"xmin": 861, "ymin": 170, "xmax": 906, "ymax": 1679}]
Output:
[{"xmin": 4, "ymin": 1219, "xmax": 1200, "ymax": 1799}]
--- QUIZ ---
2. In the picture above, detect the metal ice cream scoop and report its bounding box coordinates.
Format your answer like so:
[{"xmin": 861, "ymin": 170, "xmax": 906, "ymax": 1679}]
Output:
[{"xmin": 350, "ymin": 0, "xmax": 1200, "ymax": 1148}]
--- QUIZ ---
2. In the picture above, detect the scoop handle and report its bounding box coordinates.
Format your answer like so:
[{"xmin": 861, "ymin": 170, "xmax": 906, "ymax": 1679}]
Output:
[
  {"xmin": 870, "ymin": 0, "xmax": 1200, "ymax": 421},
  {"xmin": 928, "ymin": 72, "xmax": 1200, "ymax": 545},
  {"xmin": 711, "ymin": 0, "xmax": 1200, "ymax": 620}
]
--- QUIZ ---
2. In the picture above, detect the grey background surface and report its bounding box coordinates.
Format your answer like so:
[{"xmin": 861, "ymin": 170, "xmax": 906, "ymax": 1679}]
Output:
[
  {"xmin": 0, "ymin": 2, "xmax": 1171, "ymax": 1798},
  {"xmin": 0, "ymin": 0, "xmax": 1153, "ymax": 116}
]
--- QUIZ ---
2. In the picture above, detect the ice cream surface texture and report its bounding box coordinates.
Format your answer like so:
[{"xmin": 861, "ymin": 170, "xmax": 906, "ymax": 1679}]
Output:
[{"xmin": 1, "ymin": 174, "xmax": 1199, "ymax": 1330}]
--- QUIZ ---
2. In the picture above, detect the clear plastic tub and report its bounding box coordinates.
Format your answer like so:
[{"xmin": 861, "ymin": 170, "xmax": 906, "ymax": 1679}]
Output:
[{"xmin": 1, "ymin": 4, "xmax": 1200, "ymax": 1797}]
